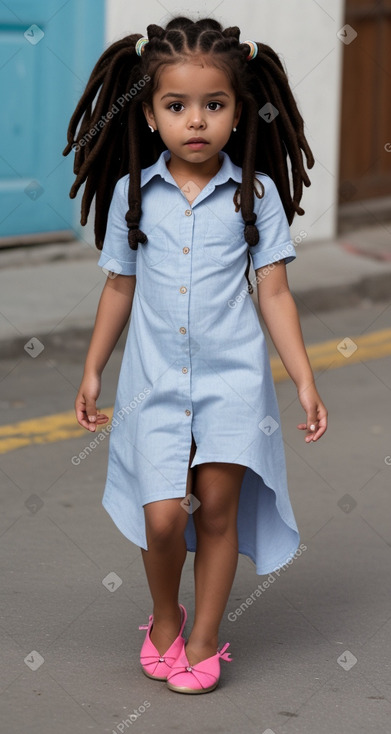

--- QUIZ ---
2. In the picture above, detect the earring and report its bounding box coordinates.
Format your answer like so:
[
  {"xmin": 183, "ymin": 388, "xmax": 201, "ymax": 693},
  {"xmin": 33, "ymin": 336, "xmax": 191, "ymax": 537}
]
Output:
[
  {"xmin": 233, "ymin": 127, "xmax": 237, "ymax": 132},
  {"xmin": 148, "ymin": 124, "xmax": 155, "ymax": 133}
]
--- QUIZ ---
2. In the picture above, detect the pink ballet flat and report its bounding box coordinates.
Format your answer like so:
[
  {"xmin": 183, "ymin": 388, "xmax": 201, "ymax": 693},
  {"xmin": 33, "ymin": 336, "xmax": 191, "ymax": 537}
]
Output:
[
  {"xmin": 138, "ymin": 603, "xmax": 187, "ymax": 680},
  {"xmin": 166, "ymin": 642, "xmax": 232, "ymax": 694}
]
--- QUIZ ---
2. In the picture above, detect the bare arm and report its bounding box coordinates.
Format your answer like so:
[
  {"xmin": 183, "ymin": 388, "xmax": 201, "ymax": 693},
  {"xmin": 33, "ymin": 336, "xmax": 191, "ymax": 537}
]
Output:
[
  {"xmin": 75, "ymin": 274, "xmax": 136, "ymax": 431},
  {"xmin": 256, "ymin": 261, "xmax": 327, "ymax": 442},
  {"xmin": 84, "ymin": 273, "xmax": 136, "ymax": 375}
]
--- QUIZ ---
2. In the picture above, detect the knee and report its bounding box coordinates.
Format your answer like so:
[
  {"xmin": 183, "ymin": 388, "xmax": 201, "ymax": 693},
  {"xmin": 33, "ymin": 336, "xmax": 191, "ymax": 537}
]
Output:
[
  {"xmin": 194, "ymin": 499, "xmax": 236, "ymax": 537},
  {"xmin": 144, "ymin": 501, "xmax": 186, "ymax": 548}
]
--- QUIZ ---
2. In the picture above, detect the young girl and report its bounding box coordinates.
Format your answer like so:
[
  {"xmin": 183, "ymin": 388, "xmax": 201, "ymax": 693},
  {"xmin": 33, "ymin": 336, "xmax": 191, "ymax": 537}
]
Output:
[{"xmin": 64, "ymin": 16, "xmax": 327, "ymax": 694}]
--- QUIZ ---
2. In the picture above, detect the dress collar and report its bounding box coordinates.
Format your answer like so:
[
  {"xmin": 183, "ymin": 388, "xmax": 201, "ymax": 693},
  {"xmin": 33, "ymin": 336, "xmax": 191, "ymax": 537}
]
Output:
[{"xmin": 140, "ymin": 149, "xmax": 242, "ymax": 189}]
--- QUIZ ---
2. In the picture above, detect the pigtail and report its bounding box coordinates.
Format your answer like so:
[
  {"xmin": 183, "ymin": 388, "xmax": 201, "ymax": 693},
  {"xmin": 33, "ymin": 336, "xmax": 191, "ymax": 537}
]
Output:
[
  {"xmin": 242, "ymin": 42, "xmax": 314, "ymax": 226},
  {"xmin": 63, "ymin": 34, "xmax": 150, "ymax": 249},
  {"xmin": 126, "ymin": 102, "xmax": 147, "ymax": 248},
  {"xmin": 222, "ymin": 39, "xmax": 315, "ymax": 292},
  {"xmin": 240, "ymin": 97, "xmax": 260, "ymax": 247}
]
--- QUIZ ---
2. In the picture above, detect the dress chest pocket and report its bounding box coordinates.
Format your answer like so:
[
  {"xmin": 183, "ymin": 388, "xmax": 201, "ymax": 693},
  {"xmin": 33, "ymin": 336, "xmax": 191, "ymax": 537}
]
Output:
[
  {"xmin": 202, "ymin": 218, "xmax": 245, "ymax": 268},
  {"xmin": 141, "ymin": 233, "xmax": 169, "ymax": 268}
]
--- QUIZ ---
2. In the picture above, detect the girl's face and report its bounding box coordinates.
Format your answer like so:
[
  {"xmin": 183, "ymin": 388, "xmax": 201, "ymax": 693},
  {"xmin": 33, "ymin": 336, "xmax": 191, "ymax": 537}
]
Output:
[{"xmin": 143, "ymin": 60, "xmax": 242, "ymax": 173}]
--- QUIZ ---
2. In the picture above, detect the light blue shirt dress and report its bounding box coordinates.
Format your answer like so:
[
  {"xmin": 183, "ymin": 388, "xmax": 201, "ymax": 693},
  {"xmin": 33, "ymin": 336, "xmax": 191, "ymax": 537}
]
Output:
[{"xmin": 97, "ymin": 149, "xmax": 300, "ymax": 575}]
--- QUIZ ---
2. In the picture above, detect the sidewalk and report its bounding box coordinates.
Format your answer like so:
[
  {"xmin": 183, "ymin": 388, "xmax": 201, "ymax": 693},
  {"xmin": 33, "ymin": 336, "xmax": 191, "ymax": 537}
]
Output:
[{"xmin": 2, "ymin": 221, "xmax": 391, "ymax": 357}]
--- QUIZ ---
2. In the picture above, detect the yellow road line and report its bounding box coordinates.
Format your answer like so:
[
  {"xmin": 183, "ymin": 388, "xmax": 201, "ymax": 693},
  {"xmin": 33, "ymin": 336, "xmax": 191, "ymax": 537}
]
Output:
[
  {"xmin": 1, "ymin": 328, "xmax": 390, "ymax": 455},
  {"xmin": 270, "ymin": 327, "xmax": 391, "ymax": 381},
  {"xmin": 0, "ymin": 407, "xmax": 113, "ymax": 455}
]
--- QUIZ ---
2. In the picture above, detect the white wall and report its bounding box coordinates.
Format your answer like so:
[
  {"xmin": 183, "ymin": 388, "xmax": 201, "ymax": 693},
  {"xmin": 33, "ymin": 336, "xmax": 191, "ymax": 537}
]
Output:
[{"xmin": 105, "ymin": 0, "xmax": 345, "ymax": 242}]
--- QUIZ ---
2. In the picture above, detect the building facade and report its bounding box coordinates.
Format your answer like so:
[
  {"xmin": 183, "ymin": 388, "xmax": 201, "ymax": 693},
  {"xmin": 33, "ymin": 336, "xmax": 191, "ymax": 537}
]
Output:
[{"xmin": 1, "ymin": 1, "xmax": 389, "ymax": 247}]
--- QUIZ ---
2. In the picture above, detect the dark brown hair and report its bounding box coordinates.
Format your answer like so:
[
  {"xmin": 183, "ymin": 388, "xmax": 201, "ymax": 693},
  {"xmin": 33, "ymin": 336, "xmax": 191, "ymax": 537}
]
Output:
[{"xmin": 63, "ymin": 16, "xmax": 314, "ymax": 291}]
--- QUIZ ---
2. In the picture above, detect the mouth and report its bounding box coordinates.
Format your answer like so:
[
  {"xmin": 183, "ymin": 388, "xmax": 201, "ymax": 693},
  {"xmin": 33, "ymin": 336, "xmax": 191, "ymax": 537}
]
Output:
[{"xmin": 185, "ymin": 138, "xmax": 209, "ymax": 148}]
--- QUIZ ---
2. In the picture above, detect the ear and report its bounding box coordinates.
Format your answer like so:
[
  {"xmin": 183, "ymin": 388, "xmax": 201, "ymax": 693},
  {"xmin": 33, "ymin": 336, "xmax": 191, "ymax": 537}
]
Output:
[
  {"xmin": 142, "ymin": 102, "xmax": 156, "ymax": 130},
  {"xmin": 234, "ymin": 100, "xmax": 243, "ymax": 128}
]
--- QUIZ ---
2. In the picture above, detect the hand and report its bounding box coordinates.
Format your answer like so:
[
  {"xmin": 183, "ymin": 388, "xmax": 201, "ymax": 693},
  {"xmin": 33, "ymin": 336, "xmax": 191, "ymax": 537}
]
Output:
[
  {"xmin": 75, "ymin": 372, "xmax": 109, "ymax": 432},
  {"xmin": 296, "ymin": 383, "xmax": 327, "ymax": 443}
]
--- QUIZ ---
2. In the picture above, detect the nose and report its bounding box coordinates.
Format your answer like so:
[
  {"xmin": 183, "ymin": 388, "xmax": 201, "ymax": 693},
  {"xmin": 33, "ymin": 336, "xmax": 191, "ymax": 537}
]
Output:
[{"xmin": 187, "ymin": 105, "xmax": 206, "ymax": 129}]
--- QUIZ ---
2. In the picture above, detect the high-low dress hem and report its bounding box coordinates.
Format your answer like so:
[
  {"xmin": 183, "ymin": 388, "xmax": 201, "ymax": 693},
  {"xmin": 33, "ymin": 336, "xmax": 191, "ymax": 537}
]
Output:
[{"xmin": 102, "ymin": 451, "xmax": 300, "ymax": 577}]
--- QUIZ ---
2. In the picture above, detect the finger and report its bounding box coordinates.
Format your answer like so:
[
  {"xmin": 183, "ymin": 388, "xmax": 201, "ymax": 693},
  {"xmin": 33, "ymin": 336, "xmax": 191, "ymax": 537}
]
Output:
[
  {"xmin": 84, "ymin": 399, "xmax": 98, "ymax": 431},
  {"xmin": 75, "ymin": 397, "xmax": 91, "ymax": 430},
  {"xmin": 75, "ymin": 412, "xmax": 91, "ymax": 430},
  {"xmin": 311, "ymin": 415, "xmax": 328, "ymax": 441},
  {"xmin": 303, "ymin": 411, "xmax": 318, "ymax": 441},
  {"xmin": 305, "ymin": 428, "xmax": 317, "ymax": 442},
  {"xmin": 298, "ymin": 420, "xmax": 318, "ymax": 432},
  {"xmin": 96, "ymin": 412, "xmax": 109, "ymax": 424},
  {"xmin": 307, "ymin": 416, "xmax": 318, "ymax": 432},
  {"xmin": 85, "ymin": 400, "xmax": 97, "ymax": 419}
]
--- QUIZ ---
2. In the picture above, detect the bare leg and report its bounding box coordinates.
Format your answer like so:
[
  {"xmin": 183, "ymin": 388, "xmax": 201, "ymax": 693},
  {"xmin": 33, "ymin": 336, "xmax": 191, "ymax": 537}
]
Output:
[
  {"xmin": 140, "ymin": 435, "xmax": 197, "ymax": 654},
  {"xmin": 185, "ymin": 462, "xmax": 246, "ymax": 667}
]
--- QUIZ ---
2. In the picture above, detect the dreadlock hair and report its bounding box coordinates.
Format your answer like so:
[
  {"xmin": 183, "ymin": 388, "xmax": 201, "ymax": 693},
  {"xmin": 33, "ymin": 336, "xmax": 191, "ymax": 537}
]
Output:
[{"xmin": 63, "ymin": 16, "xmax": 314, "ymax": 293}]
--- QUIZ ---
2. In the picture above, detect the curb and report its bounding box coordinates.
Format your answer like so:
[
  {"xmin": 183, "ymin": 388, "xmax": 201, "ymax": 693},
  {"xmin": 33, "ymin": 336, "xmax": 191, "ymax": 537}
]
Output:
[
  {"xmin": 291, "ymin": 270, "xmax": 391, "ymax": 315},
  {"xmin": 2, "ymin": 270, "xmax": 391, "ymax": 360}
]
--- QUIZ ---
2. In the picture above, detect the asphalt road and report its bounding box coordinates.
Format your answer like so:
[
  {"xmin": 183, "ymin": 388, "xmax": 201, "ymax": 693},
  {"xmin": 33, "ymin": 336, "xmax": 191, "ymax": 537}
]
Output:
[{"xmin": 1, "ymin": 300, "xmax": 391, "ymax": 734}]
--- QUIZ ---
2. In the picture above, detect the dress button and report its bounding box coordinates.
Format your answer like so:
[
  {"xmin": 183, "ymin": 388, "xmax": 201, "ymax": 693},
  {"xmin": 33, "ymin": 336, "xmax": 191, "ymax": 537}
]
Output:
[
  {"xmin": 179, "ymin": 286, "xmax": 187, "ymax": 294},
  {"xmin": 185, "ymin": 409, "xmax": 191, "ymax": 416},
  {"xmin": 179, "ymin": 326, "xmax": 187, "ymax": 334},
  {"xmin": 182, "ymin": 367, "xmax": 188, "ymax": 374},
  {"xmin": 185, "ymin": 209, "xmax": 192, "ymax": 216},
  {"xmin": 183, "ymin": 247, "xmax": 190, "ymax": 254}
]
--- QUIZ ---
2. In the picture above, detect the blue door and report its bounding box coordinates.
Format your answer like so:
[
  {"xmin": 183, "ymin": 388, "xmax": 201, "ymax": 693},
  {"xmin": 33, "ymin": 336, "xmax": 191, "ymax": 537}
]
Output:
[{"xmin": 0, "ymin": 0, "xmax": 104, "ymax": 239}]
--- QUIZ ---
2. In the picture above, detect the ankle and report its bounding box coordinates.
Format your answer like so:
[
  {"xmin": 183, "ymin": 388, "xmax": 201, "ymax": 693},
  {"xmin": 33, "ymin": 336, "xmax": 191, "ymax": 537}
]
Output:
[
  {"xmin": 152, "ymin": 604, "xmax": 182, "ymax": 623},
  {"xmin": 184, "ymin": 638, "xmax": 219, "ymax": 667},
  {"xmin": 186, "ymin": 633, "xmax": 218, "ymax": 651}
]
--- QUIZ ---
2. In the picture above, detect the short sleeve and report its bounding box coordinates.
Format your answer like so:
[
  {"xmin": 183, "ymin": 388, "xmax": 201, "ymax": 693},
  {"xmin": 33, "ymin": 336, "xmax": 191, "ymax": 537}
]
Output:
[
  {"xmin": 97, "ymin": 174, "xmax": 137, "ymax": 276},
  {"xmin": 249, "ymin": 173, "xmax": 295, "ymax": 271}
]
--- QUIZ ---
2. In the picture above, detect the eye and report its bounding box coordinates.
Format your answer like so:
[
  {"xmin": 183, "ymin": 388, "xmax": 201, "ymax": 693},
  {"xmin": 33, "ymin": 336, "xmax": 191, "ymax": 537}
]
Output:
[
  {"xmin": 168, "ymin": 102, "xmax": 184, "ymax": 112},
  {"xmin": 207, "ymin": 102, "xmax": 223, "ymax": 111}
]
